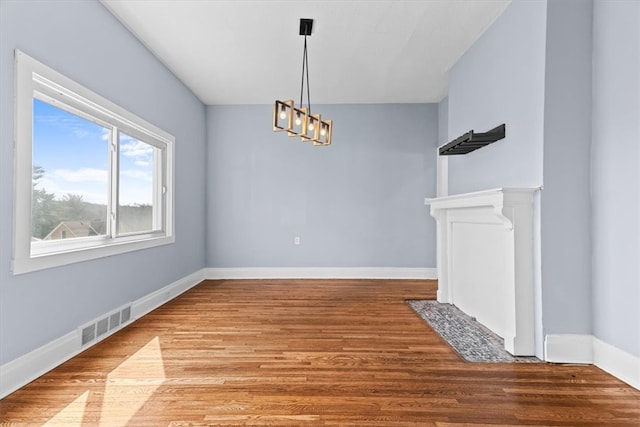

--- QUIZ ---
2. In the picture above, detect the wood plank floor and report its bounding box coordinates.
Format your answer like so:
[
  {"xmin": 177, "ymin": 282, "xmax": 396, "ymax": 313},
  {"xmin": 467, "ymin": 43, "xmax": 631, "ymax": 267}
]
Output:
[{"xmin": 1, "ymin": 279, "xmax": 639, "ymax": 426}]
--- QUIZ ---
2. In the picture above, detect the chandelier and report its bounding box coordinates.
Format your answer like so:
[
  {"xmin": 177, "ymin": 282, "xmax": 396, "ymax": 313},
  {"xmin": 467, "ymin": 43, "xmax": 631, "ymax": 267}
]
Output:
[{"xmin": 273, "ymin": 18, "xmax": 333, "ymax": 146}]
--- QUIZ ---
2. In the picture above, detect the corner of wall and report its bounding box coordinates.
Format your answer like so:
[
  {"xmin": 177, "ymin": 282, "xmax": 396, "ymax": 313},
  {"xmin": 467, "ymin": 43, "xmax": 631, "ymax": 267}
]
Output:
[{"xmin": 544, "ymin": 334, "xmax": 640, "ymax": 390}]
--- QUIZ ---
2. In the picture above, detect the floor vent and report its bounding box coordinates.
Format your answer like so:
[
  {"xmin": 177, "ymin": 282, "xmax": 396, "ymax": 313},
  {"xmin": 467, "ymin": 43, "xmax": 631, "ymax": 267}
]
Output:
[{"xmin": 79, "ymin": 305, "xmax": 132, "ymax": 347}]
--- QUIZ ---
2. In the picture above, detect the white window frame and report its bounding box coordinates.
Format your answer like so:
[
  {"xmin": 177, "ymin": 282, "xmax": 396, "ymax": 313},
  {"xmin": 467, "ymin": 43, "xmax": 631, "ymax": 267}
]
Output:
[{"xmin": 12, "ymin": 50, "xmax": 175, "ymax": 275}]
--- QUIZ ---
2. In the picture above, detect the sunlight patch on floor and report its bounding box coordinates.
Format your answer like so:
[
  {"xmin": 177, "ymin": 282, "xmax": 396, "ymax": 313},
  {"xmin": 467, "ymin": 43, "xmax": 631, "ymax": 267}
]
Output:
[
  {"xmin": 99, "ymin": 336, "xmax": 166, "ymax": 425},
  {"xmin": 43, "ymin": 390, "xmax": 89, "ymax": 426}
]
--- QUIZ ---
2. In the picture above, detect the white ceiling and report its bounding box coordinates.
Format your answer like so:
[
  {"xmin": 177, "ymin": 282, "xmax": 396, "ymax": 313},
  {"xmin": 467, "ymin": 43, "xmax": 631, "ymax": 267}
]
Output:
[{"xmin": 101, "ymin": 0, "xmax": 510, "ymax": 105}]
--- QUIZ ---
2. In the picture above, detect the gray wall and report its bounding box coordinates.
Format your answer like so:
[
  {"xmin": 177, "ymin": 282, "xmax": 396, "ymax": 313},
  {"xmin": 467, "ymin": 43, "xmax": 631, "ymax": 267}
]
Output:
[
  {"xmin": 541, "ymin": 0, "xmax": 593, "ymax": 337},
  {"xmin": 446, "ymin": 0, "xmax": 640, "ymax": 359},
  {"xmin": 438, "ymin": 97, "xmax": 448, "ymax": 145},
  {"xmin": 591, "ymin": 0, "xmax": 640, "ymax": 356},
  {"xmin": 0, "ymin": 0, "xmax": 207, "ymax": 364},
  {"xmin": 447, "ymin": 0, "xmax": 547, "ymax": 194},
  {"xmin": 207, "ymin": 104, "xmax": 438, "ymax": 268}
]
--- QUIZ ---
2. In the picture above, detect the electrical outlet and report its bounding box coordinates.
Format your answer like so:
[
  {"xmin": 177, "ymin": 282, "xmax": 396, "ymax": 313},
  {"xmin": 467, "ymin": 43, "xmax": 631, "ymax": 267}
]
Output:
[{"xmin": 294, "ymin": 236, "xmax": 301, "ymax": 245}]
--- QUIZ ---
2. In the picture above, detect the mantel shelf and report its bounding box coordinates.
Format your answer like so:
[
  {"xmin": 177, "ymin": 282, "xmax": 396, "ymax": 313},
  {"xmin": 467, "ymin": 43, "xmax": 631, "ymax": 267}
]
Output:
[{"xmin": 425, "ymin": 187, "xmax": 538, "ymax": 211}]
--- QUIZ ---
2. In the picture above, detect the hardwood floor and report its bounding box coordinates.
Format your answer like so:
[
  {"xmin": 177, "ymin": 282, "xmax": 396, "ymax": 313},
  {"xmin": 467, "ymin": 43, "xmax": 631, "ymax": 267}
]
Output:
[{"xmin": 1, "ymin": 279, "xmax": 638, "ymax": 426}]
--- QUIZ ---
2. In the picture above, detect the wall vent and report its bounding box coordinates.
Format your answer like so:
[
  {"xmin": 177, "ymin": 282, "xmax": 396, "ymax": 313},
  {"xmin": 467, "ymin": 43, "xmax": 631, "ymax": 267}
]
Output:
[
  {"xmin": 81, "ymin": 324, "xmax": 95, "ymax": 346},
  {"xmin": 121, "ymin": 306, "xmax": 131, "ymax": 323},
  {"xmin": 96, "ymin": 317, "xmax": 109, "ymax": 338},
  {"xmin": 79, "ymin": 304, "xmax": 132, "ymax": 347},
  {"xmin": 109, "ymin": 312, "xmax": 120, "ymax": 330}
]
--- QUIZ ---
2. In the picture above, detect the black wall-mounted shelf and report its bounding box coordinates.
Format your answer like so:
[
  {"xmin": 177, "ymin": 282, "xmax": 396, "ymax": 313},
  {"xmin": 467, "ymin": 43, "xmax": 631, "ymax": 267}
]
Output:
[{"xmin": 439, "ymin": 124, "xmax": 506, "ymax": 156}]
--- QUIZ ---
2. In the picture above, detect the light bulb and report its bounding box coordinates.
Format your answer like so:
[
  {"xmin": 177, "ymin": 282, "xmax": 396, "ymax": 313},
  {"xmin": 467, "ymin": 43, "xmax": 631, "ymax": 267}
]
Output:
[
  {"xmin": 295, "ymin": 114, "xmax": 302, "ymax": 126},
  {"xmin": 308, "ymin": 122, "xmax": 315, "ymax": 131},
  {"xmin": 279, "ymin": 109, "xmax": 287, "ymax": 120},
  {"xmin": 320, "ymin": 126, "xmax": 327, "ymax": 136}
]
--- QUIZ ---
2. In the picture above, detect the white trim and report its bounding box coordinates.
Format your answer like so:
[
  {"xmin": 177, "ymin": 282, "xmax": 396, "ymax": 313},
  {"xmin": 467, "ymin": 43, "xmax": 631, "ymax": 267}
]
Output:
[
  {"xmin": 426, "ymin": 188, "xmax": 539, "ymax": 356},
  {"xmin": 0, "ymin": 330, "xmax": 78, "ymax": 401},
  {"xmin": 544, "ymin": 334, "xmax": 640, "ymax": 390},
  {"xmin": 13, "ymin": 235, "xmax": 175, "ymax": 275},
  {"xmin": 436, "ymin": 147, "xmax": 448, "ymax": 197},
  {"xmin": 0, "ymin": 268, "xmax": 205, "ymax": 399},
  {"xmin": 593, "ymin": 337, "xmax": 640, "ymax": 390},
  {"xmin": 131, "ymin": 269, "xmax": 206, "ymax": 319},
  {"xmin": 544, "ymin": 334, "xmax": 594, "ymax": 364},
  {"xmin": 12, "ymin": 50, "xmax": 175, "ymax": 275},
  {"xmin": 205, "ymin": 267, "xmax": 437, "ymax": 280}
]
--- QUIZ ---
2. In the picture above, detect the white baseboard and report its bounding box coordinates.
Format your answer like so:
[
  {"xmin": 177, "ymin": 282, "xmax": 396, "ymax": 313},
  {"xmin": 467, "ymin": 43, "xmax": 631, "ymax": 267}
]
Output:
[
  {"xmin": 593, "ymin": 337, "xmax": 640, "ymax": 390},
  {"xmin": 131, "ymin": 268, "xmax": 206, "ymax": 319},
  {"xmin": 544, "ymin": 334, "xmax": 594, "ymax": 364},
  {"xmin": 545, "ymin": 334, "xmax": 639, "ymax": 390},
  {"xmin": 205, "ymin": 267, "xmax": 437, "ymax": 280},
  {"xmin": 0, "ymin": 268, "xmax": 206, "ymax": 399},
  {"xmin": 0, "ymin": 330, "xmax": 79, "ymax": 401}
]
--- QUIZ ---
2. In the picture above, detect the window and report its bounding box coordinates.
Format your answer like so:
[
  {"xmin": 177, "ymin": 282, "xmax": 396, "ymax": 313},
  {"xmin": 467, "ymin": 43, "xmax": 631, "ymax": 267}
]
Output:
[{"xmin": 13, "ymin": 50, "xmax": 174, "ymax": 274}]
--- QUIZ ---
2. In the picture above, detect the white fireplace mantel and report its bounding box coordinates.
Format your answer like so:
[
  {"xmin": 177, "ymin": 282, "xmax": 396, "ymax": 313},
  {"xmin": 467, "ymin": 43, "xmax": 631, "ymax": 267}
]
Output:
[{"xmin": 426, "ymin": 188, "xmax": 538, "ymax": 356}]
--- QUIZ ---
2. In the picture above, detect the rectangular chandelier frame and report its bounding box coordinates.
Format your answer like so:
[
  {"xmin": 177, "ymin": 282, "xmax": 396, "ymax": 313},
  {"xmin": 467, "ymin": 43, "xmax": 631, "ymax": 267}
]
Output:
[{"xmin": 273, "ymin": 100, "xmax": 331, "ymax": 146}]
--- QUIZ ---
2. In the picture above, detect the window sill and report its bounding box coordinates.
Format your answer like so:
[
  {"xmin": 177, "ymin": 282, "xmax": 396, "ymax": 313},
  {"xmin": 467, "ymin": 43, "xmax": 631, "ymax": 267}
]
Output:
[{"xmin": 12, "ymin": 234, "xmax": 175, "ymax": 275}]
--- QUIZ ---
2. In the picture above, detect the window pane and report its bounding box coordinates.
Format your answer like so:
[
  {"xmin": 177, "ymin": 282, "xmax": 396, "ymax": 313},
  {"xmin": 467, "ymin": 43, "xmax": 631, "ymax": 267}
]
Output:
[
  {"xmin": 32, "ymin": 98, "xmax": 109, "ymax": 241},
  {"xmin": 118, "ymin": 132, "xmax": 156, "ymax": 234}
]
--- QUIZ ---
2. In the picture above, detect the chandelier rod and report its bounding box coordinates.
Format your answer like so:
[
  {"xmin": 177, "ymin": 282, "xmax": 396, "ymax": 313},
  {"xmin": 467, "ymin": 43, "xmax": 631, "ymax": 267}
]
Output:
[
  {"xmin": 299, "ymin": 35, "xmax": 311, "ymax": 114},
  {"xmin": 299, "ymin": 36, "xmax": 305, "ymax": 109},
  {"xmin": 305, "ymin": 36, "xmax": 311, "ymax": 113}
]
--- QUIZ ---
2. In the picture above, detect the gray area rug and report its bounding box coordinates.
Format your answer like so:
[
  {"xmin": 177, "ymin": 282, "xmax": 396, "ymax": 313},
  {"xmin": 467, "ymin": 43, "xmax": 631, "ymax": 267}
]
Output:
[{"xmin": 407, "ymin": 300, "xmax": 540, "ymax": 363}]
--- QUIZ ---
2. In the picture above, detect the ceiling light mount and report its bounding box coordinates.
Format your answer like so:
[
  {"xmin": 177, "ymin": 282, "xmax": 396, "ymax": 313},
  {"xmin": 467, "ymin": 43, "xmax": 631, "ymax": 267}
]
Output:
[
  {"xmin": 299, "ymin": 18, "xmax": 313, "ymax": 36},
  {"xmin": 273, "ymin": 18, "xmax": 332, "ymax": 146}
]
